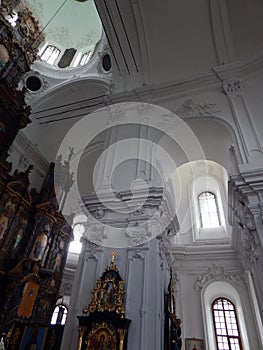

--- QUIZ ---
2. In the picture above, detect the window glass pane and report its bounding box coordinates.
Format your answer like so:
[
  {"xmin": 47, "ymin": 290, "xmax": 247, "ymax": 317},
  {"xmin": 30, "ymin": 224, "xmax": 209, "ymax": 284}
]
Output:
[
  {"xmin": 50, "ymin": 304, "xmax": 68, "ymax": 325},
  {"xmin": 199, "ymin": 192, "xmax": 220, "ymax": 228},
  {"xmin": 212, "ymin": 298, "xmax": 242, "ymax": 350},
  {"xmin": 40, "ymin": 46, "xmax": 61, "ymax": 65},
  {"xmin": 79, "ymin": 51, "xmax": 91, "ymax": 66}
]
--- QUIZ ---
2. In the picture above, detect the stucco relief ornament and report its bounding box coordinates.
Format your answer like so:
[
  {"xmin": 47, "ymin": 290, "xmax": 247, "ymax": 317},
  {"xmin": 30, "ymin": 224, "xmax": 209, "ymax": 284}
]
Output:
[
  {"xmin": 194, "ymin": 264, "xmax": 245, "ymax": 291},
  {"xmin": 157, "ymin": 232, "xmax": 173, "ymax": 269},
  {"xmin": 137, "ymin": 103, "xmax": 153, "ymax": 118},
  {"xmin": 47, "ymin": 26, "xmax": 70, "ymax": 46},
  {"xmin": 86, "ymin": 224, "xmax": 108, "ymax": 245},
  {"xmin": 132, "ymin": 207, "xmax": 145, "ymax": 217},
  {"xmin": 94, "ymin": 207, "xmax": 105, "ymax": 220},
  {"xmin": 245, "ymin": 212, "xmax": 256, "ymax": 231},
  {"xmin": 175, "ymin": 99, "xmax": 221, "ymax": 118},
  {"xmin": 157, "ymin": 112, "xmax": 182, "ymax": 129},
  {"xmin": 195, "ymin": 160, "xmax": 215, "ymax": 175},
  {"xmin": 125, "ymin": 223, "xmax": 150, "ymax": 247},
  {"xmin": 240, "ymin": 228, "xmax": 258, "ymax": 270},
  {"xmin": 223, "ymin": 80, "xmax": 244, "ymax": 97},
  {"xmin": 106, "ymin": 105, "xmax": 126, "ymax": 125}
]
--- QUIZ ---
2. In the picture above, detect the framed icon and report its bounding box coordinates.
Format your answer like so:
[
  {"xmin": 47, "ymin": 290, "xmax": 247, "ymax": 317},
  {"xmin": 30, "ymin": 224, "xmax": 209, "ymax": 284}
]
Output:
[{"xmin": 185, "ymin": 338, "xmax": 204, "ymax": 350}]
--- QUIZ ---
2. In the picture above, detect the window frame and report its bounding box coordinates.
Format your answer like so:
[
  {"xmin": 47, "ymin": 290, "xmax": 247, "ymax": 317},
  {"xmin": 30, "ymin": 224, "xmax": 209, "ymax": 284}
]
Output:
[
  {"xmin": 202, "ymin": 281, "xmax": 252, "ymax": 350},
  {"xmin": 79, "ymin": 51, "xmax": 92, "ymax": 66},
  {"xmin": 50, "ymin": 303, "xmax": 68, "ymax": 325},
  {"xmin": 212, "ymin": 297, "xmax": 243, "ymax": 350},
  {"xmin": 40, "ymin": 45, "xmax": 61, "ymax": 65},
  {"xmin": 198, "ymin": 191, "xmax": 221, "ymax": 229}
]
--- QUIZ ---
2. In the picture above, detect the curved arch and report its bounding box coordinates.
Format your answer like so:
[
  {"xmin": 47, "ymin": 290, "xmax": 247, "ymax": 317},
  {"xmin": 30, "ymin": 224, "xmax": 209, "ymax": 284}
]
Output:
[
  {"xmin": 30, "ymin": 77, "xmax": 110, "ymax": 111},
  {"xmin": 184, "ymin": 116, "xmax": 242, "ymax": 173},
  {"xmin": 155, "ymin": 115, "xmax": 242, "ymax": 175},
  {"xmin": 212, "ymin": 297, "xmax": 243, "ymax": 349},
  {"xmin": 169, "ymin": 160, "xmax": 230, "ymax": 242},
  {"xmin": 202, "ymin": 281, "xmax": 251, "ymax": 350}
]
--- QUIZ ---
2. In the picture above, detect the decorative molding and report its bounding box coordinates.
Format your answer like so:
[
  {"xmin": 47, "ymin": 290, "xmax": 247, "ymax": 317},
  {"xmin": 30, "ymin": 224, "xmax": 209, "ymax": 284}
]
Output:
[
  {"xmin": 84, "ymin": 224, "xmax": 108, "ymax": 246},
  {"xmin": 240, "ymin": 226, "xmax": 258, "ymax": 270},
  {"xmin": 223, "ymin": 80, "xmax": 244, "ymax": 97},
  {"xmin": 106, "ymin": 104, "xmax": 126, "ymax": 125},
  {"xmin": 30, "ymin": 35, "xmax": 109, "ymax": 82},
  {"xmin": 93, "ymin": 207, "xmax": 105, "ymax": 220},
  {"xmin": 195, "ymin": 264, "xmax": 245, "ymax": 291},
  {"xmin": 97, "ymin": 46, "xmax": 112, "ymax": 78},
  {"xmin": 23, "ymin": 70, "xmax": 49, "ymax": 103},
  {"xmin": 47, "ymin": 26, "xmax": 70, "ymax": 47},
  {"xmin": 157, "ymin": 112, "xmax": 183, "ymax": 129},
  {"xmin": 175, "ymin": 99, "xmax": 221, "ymax": 118},
  {"xmin": 125, "ymin": 223, "xmax": 149, "ymax": 247},
  {"xmin": 157, "ymin": 232, "xmax": 174, "ymax": 270}
]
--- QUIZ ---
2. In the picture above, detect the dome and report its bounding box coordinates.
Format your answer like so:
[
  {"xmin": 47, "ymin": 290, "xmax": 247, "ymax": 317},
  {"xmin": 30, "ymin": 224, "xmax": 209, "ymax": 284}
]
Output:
[{"xmin": 24, "ymin": 0, "xmax": 102, "ymax": 69}]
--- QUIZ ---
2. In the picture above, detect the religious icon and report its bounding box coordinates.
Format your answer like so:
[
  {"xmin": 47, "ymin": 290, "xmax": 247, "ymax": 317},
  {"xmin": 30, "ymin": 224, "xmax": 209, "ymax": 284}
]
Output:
[
  {"xmin": 0, "ymin": 199, "xmax": 16, "ymax": 240},
  {"xmin": 30, "ymin": 233, "xmax": 48, "ymax": 261},
  {"xmin": 89, "ymin": 329, "xmax": 117, "ymax": 350},
  {"xmin": 0, "ymin": 44, "xmax": 9, "ymax": 69},
  {"xmin": 53, "ymin": 253, "xmax": 62, "ymax": 273},
  {"xmin": 12, "ymin": 217, "xmax": 28, "ymax": 252},
  {"xmin": 185, "ymin": 338, "xmax": 204, "ymax": 350},
  {"xmin": 18, "ymin": 281, "xmax": 39, "ymax": 318}
]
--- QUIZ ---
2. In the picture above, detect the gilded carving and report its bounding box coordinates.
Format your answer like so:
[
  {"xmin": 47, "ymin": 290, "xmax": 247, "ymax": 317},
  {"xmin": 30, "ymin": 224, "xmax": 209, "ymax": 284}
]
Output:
[{"xmin": 77, "ymin": 256, "xmax": 130, "ymax": 350}]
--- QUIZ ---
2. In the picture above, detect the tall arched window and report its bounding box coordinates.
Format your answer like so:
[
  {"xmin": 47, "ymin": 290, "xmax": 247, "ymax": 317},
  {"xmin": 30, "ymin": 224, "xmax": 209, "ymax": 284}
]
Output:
[
  {"xmin": 40, "ymin": 45, "xmax": 61, "ymax": 65},
  {"xmin": 51, "ymin": 304, "xmax": 68, "ymax": 325},
  {"xmin": 79, "ymin": 51, "xmax": 91, "ymax": 66},
  {"xmin": 212, "ymin": 298, "xmax": 243, "ymax": 350},
  {"xmin": 198, "ymin": 191, "xmax": 220, "ymax": 228}
]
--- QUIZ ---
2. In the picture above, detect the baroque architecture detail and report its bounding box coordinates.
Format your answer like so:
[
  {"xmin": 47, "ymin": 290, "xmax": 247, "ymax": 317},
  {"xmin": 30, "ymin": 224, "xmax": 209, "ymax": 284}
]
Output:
[
  {"xmin": 76, "ymin": 255, "xmax": 131, "ymax": 350},
  {"xmin": 175, "ymin": 99, "xmax": 221, "ymax": 118},
  {"xmin": 223, "ymin": 80, "xmax": 244, "ymax": 97},
  {"xmin": 194, "ymin": 264, "xmax": 245, "ymax": 291}
]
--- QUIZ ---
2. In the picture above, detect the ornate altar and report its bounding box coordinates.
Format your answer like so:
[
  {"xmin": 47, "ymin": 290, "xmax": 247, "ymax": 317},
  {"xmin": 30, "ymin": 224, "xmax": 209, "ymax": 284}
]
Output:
[
  {"xmin": 0, "ymin": 162, "xmax": 73, "ymax": 346},
  {"xmin": 0, "ymin": 5, "xmax": 75, "ymax": 349},
  {"xmin": 77, "ymin": 253, "xmax": 131, "ymax": 350},
  {"xmin": 0, "ymin": 3, "xmax": 44, "ymax": 168}
]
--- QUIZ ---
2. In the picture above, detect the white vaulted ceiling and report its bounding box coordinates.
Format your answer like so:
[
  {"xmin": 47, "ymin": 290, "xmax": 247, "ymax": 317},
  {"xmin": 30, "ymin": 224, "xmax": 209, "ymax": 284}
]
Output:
[{"xmin": 11, "ymin": 0, "xmax": 263, "ymax": 196}]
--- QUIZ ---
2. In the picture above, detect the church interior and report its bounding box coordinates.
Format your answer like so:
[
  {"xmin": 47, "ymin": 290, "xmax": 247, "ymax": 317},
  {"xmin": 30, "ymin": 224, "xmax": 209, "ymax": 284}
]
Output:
[{"xmin": 0, "ymin": 0, "xmax": 263, "ymax": 349}]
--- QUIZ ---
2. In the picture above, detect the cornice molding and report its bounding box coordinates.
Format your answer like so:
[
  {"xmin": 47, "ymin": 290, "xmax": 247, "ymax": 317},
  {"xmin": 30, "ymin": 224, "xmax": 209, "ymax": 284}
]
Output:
[
  {"xmin": 29, "ymin": 51, "xmax": 263, "ymax": 123},
  {"xmin": 170, "ymin": 244, "xmax": 236, "ymax": 261}
]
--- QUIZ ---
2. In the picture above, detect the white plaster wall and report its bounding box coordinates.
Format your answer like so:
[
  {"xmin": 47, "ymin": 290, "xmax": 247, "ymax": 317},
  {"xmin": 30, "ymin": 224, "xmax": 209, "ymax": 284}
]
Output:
[
  {"xmin": 61, "ymin": 238, "xmax": 165, "ymax": 350},
  {"xmin": 171, "ymin": 251, "xmax": 261, "ymax": 350}
]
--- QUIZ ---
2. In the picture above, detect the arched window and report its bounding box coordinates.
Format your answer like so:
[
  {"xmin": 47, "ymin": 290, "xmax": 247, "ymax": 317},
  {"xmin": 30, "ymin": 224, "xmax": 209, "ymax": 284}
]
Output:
[
  {"xmin": 51, "ymin": 304, "xmax": 68, "ymax": 325},
  {"xmin": 40, "ymin": 45, "xmax": 61, "ymax": 65},
  {"xmin": 198, "ymin": 191, "xmax": 220, "ymax": 228},
  {"xmin": 212, "ymin": 298, "xmax": 243, "ymax": 350},
  {"xmin": 79, "ymin": 51, "xmax": 91, "ymax": 66}
]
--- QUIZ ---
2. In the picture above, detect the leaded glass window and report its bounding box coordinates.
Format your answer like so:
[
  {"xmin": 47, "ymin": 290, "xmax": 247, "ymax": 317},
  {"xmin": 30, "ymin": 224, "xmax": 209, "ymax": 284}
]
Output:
[{"xmin": 212, "ymin": 298, "xmax": 243, "ymax": 350}]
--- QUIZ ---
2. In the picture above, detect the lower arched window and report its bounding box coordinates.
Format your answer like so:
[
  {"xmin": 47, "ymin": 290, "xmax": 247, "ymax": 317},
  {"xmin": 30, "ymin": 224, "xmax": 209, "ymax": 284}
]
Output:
[
  {"xmin": 212, "ymin": 298, "xmax": 243, "ymax": 350},
  {"xmin": 51, "ymin": 304, "xmax": 68, "ymax": 325}
]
